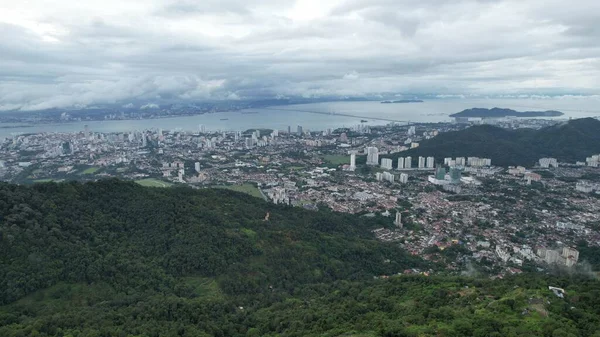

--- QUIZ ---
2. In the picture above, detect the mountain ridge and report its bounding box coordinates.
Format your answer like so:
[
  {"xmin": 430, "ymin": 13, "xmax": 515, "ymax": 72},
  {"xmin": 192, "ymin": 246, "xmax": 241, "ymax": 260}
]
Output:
[
  {"xmin": 397, "ymin": 117, "xmax": 600, "ymax": 166},
  {"xmin": 450, "ymin": 107, "xmax": 564, "ymax": 118}
]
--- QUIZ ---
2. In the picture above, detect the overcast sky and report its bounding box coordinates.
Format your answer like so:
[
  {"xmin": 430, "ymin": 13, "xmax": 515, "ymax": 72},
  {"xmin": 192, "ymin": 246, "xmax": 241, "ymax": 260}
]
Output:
[{"xmin": 1, "ymin": 0, "xmax": 599, "ymax": 110}]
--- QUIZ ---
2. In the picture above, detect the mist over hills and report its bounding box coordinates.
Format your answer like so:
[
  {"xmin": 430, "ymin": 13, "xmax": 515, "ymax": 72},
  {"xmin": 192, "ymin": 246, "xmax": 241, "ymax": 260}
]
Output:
[{"xmin": 399, "ymin": 118, "xmax": 600, "ymax": 167}]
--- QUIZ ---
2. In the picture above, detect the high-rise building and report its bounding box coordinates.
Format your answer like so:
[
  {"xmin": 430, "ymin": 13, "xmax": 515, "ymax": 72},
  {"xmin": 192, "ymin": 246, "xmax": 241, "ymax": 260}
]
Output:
[
  {"xmin": 199, "ymin": 124, "xmax": 206, "ymax": 133},
  {"xmin": 562, "ymin": 247, "xmax": 579, "ymax": 267},
  {"xmin": 426, "ymin": 156, "xmax": 435, "ymax": 168},
  {"xmin": 394, "ymin": 212, "xmax": 402, "ymax": 228},
  {"xmin": 84, "ymin": 124, "xmax": 89, "ymax": 138},
  {"xmin": 287, "ymin": 126, "xmax": 291, "ymax": 134},
  {"xmin": 350, "ymin": 153, "xmax": 356, "ymax": 170},
  {"xmin": 468, "ymin": 157, "xmax": 492, "ymax": 167},
  {"xmin": 449, "ymin": 168, "xmax": 462, "ymax": 184},
  {"xmin": 399, "ymin": 173, "xmax": 409, "ymax": 184},
  {"xmin": 381, "ymin": 158, "xmax": 393, "ymax": 170},
  {"xmin": 435, "ymin": 167, "xmax": 446, "ymax": 180},
  {"xmin": 195, "ymin": 162, "xmax": 201, "ymax": 173},
  {"xmin": 382, "ymin": 172, "xmax": 394, "ymax": 183},
  {"xmin": 407, "ymin": 126, "xmax": 416, "ymax": 136},
  {"xmin": 297, "ymin": 125, "xmax": 303, "ymax": 135},
  {"xmin": 418, "ymin": 156, "xmax": 425, "ymax": 169},
  {"xmin": 397, "ymin": 157, "xmax": 405, "ymax": 170},
  {"xmin": 405, "ymin": 156, "xmax": 412, "ymax": 169},
  {"xmin": 376, "ymin": 172, "xmax": 394, "ymax": 183},
  {"xmin": 245, "ymin": 137, "xmax": 254, "ymax": 149},
  {"xmin": 545, "ymin": 250, "xmax": 560, "ymax": 264},
  {"xmin": 539, "ymin": 158, "xmax": 558, "ymax": 168},
  {"xmin": 366, "ymin": 147, "xmax": 379, "ymax": 165}
]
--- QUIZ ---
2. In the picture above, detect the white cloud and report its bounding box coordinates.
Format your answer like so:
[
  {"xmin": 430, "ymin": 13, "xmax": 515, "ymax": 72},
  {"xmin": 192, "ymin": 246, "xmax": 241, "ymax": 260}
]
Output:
[
  {"xmin": 0, "ymin": 0, "xmax": 599, "ymax": 111},
  {"xmin": 343, "ymin": 71, "xmax": 360, "ymax": 80},
  {"xmin": 140, "ymin": 103, "xmax": 159, "ymax": 109}
]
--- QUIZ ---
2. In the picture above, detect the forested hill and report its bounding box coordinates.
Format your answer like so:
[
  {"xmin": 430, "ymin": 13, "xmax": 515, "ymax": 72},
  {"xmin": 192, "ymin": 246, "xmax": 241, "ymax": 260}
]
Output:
[
  {"xmin": 398, "ymin": 118, "xmax": 600, "ymax": 167},
  {"xmin": 1, "ymin": 180, "xmax": 600, "ymax": 336},
  {"xmin": 0, "ymin": 179, "xmax": 423, "ymax": 306},
  {"xmin": 450, "ymin": 107, "xmax": 563, "ymax": 118}
]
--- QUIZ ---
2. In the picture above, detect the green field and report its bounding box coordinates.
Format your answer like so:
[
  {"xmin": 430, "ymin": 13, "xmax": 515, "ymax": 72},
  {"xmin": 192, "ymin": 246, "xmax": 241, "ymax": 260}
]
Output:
[
  {"xmin": 80, "ymin": 167, "xmax": 101, "ymax": 175},
  {"xmin": 216, "ymin": 183, "xmax": 265, "ymax": 199},
  {"xmin": 135, "ymin": 178, "xmax": 173, "ymax": 188},
  {"xmin": 33, "ymin": 179, "xmax": 57, "ymax": 183},
  {"xmin": 323, "ymin": 154, "xmax": 350, "ymax": 165},
  {"xmin": 181, "ymin": 277, "xmax": 223, "ymax": 300}
]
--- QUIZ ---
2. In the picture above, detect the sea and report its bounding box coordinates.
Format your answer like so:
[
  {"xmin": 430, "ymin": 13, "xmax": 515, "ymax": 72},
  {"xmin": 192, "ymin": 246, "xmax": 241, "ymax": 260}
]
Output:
[{"xmin": 1, "ymin": 97, "xmax": 599, "ymax": 138}]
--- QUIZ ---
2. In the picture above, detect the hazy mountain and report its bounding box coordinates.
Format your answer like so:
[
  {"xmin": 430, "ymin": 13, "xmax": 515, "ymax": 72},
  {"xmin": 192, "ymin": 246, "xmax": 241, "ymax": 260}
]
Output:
[{"xmin": 450, "ymin": 107, "xmax": 564, "ymax": 118}]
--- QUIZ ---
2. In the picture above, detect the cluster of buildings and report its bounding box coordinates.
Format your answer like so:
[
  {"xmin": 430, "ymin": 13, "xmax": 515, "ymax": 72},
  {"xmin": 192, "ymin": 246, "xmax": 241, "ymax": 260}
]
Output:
[
  {"xmin": 584, "ymin": 154, "xmax": 600, "ymax": 167},
  {"xmin": 539, "ymin": 158, "xmax": 559, "ymax": 168},
  {"xmin": 507, "ymin": 166, "xmax": 542, "ymax": 183},
  {"xmin": 537, "ymin": 247, "xmax": 580, "ymax": 267},
  {"xmin": 576, "ymin": 181, "xmax": 600, "ymax": 193},
  {"xmin": 2, "ymin": 117, "xmax": 599, "ymax": 277}
]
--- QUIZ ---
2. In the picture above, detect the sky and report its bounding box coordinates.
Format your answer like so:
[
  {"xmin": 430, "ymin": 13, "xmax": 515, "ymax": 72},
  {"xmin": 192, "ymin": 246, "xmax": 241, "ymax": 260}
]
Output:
[{"xmin": 0, "ymin": 0, "xmax": 599, "ymax": 111}]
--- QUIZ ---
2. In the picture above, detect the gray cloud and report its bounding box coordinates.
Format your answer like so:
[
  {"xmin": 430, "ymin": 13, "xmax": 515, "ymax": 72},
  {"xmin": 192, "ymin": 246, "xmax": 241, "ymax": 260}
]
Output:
[{"xmin": 0, "ymin": 0, "xmax": 599, "ymax": 111}]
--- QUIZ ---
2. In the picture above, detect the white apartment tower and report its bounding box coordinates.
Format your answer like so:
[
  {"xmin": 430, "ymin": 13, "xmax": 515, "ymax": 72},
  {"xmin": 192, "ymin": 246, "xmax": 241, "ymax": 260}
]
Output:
[
  {"xmin": 366, "ymin": 147, "xmax": 379, "ymax": 166},
  {"xmin": 381, "ymin": 158, "xmax": 393, "ymax": 170},
  {"xmin": 399, "ymin": 173, "xmax": 409, "ymax": 184},
  {"xmin": 382, "ymin": 171, "xmax": 395, "ymax": 183},
  {"xmin": 394, "ymin": 212, "xmax": 402, "ymax": 228},
  {"xmin": 426, "ymin": 156, "xmax": 435, "ymax": 168},
  {"xmin": 397, "ymin": 157, "xmax": 405, "ymax": 170}
]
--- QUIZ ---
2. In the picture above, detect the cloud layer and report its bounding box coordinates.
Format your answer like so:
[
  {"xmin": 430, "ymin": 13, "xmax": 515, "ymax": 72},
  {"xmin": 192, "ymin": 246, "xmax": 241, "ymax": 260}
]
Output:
[{"xmin": 1, "ymin": 0, "xmax": 599, "ymax": 110}]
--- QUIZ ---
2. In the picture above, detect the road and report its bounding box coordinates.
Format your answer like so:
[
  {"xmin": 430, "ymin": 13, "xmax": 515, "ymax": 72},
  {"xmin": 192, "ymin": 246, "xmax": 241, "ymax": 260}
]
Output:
[{"xmin": 260, "ymin": 107, "xmax": 415, "ymax": 125}]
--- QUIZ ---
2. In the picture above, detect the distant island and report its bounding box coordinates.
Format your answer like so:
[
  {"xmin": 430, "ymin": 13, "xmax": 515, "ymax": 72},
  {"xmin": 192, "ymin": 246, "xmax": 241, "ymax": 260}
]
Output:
[
  {"xmin": 381, "ymin": 99, "xmax": 424, "ymax": 104},
  {"xmin": 450, "ymin": 107, "xmax": 563, "ymax": 118}
]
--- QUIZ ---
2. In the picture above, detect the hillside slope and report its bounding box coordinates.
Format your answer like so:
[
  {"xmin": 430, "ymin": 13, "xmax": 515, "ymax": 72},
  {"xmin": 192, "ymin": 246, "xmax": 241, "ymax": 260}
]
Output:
[
  {"xmin": 1, "ymin": 180, "xmax": 600, "ymax": 336},
  {"xmin": 398, "ymin": 118, "xmax": 600, "ymax": 166},
  {"xmin": 0, "ymin": 179, "xmax": 423, "ymax": 306}
]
